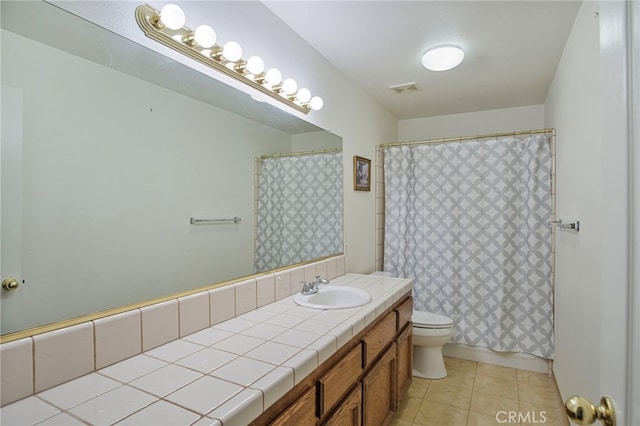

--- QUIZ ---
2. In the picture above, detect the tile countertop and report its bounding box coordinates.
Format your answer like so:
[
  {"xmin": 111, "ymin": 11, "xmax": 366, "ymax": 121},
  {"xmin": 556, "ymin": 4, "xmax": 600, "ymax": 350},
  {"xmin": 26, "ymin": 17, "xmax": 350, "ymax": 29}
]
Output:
[{"xmin": 0, "ymin": 274, "xmax": 412, "ymax": 426}]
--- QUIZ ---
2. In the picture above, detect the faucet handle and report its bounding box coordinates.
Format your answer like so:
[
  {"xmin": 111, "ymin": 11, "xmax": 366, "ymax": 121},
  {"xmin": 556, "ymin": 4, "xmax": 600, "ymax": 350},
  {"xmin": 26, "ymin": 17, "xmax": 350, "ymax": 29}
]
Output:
[
  {"xmin": 314, "ymin": 276, "xmax": 329, "ymax": 286},
  {"xmin": 301, "ymin": 281, "xmax": 315, "ymax": 295}
]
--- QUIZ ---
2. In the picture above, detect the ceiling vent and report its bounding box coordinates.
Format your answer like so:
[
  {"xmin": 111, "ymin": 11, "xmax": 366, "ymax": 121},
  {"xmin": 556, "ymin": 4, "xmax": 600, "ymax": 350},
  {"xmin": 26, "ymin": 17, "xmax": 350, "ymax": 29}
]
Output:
[{"xmin": 389, "ymin": 82, "xmax": 423, "ymax": 94}]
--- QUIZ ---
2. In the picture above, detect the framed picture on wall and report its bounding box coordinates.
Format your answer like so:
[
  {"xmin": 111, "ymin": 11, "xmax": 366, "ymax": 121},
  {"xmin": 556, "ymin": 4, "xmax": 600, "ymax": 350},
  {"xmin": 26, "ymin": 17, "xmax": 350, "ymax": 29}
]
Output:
[{"xmin": 353, "ymin": 156, "xmax": 371, "ymax": 191}]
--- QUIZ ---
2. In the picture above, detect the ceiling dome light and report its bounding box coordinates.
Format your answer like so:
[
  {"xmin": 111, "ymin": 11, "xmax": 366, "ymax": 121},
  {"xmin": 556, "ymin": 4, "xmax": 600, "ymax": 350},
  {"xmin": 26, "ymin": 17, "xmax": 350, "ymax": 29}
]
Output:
[
  {"xmin": 309, "ymin": 96, "xmax": 324, "ymax": 111},
  {"xmin": 296, "ymin": 88, "xmax": 312, "ymax": 103},
  {"xmin": 421, "ymin": 45, "xmax": 464, "ymax": 71},
  {"xmin": 159, "ymin": 4, "xmax": 185, "ymax": 30},
  {"xmin": 245, "ymin": 56, "xmax": 265, "ymax": 75},
  {"xmin": 194, "ymin": 25, "xmax": 216, "ymax": 48},
  {"xmin": 222, "ymin": 41, "xmax": 242, "ymax": 62}
]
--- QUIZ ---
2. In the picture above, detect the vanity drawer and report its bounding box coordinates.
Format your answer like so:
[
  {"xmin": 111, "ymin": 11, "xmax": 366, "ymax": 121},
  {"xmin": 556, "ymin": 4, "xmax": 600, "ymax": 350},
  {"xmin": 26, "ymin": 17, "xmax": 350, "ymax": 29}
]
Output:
[
  {"xmin": 395, "ymin": 296, "xmax": 413, "ymax": 331},
  {"xmin": 271, "ymin": 386, "xmax": 317, "ymax": 426},
  {"xmin": 317, "ymin": 343, "xmax": 363, "ymax": 417},
  {"xmin": 363, "ymin": 311, "xmax": 396, "ymax": 367}
]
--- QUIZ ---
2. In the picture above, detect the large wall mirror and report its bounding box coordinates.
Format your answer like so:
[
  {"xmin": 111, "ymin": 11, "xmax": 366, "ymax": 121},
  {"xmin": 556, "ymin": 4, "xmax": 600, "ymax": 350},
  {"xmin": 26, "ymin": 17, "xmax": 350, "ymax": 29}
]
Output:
[{"xmin": 0, "ymin": 1, "xmax": 343, "ymax": 336}]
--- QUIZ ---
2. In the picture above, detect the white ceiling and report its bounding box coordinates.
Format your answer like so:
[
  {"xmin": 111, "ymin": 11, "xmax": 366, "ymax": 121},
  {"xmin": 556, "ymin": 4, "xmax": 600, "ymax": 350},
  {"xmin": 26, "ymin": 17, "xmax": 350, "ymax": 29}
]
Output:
[{"xmin": 264, "ymin": 1, "xmax": 582, "ymax": 120}]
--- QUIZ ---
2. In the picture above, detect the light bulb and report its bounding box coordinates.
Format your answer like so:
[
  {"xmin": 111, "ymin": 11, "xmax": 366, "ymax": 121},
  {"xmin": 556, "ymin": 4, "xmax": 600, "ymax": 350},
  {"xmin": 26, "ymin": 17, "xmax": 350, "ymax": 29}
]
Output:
[
  {"xmin": 296, "ymin": 88, "xmax": 311, "ymax": 103},
  {"xmin": 264, "ymin": 68, "xmax": 282, "ymax": 86},
  {"xmin": 159, "ymin": 4, "xmax": 185, "ymax": 30},
  {"xmin": 281, "ymin": 78, "xmax": 298, "ymax": 95},
  {"xmin": 222, "ymin": 41, "xmax": 242, "ymax": 62},
  {"xmin": 309, "ymin": 96, "xmax": 324, "ymax": 111},
  {"xmin": 421, "ymin": 45, "xmax": 464, "ymax": 71},
  {"xmin": 245, "ymin": 56, "xmax": 265, "ymax": 75},
  {"xmin": 194, "ymin": 25, "xmax": 216, "ymax": 48}
]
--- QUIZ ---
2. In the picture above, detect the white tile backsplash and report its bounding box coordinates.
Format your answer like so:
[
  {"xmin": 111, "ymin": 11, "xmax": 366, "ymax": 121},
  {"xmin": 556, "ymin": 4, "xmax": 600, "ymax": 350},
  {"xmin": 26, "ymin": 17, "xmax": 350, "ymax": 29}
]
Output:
[
  {"xmin": 234, "ymin": 279, "xmax": 257, "ymax": 315},
  {"xmin": 33, "ymin": 322, "xmax": 94, "ymax": 393},
  {"xmin": 140, "ymin": 299, "xmax": 179, "ymax": 352},
  {"xmin": 209, "ymin": 285, "xmax": 235, "ymax": 325},
  {"xmin": 256, "ymin": 275, "xmax": 275, "ymax": 307},
  {"xmin": 288, "ymin": 267, "xmax": 305, "ymax": 295},
  {"xmin": 0, "ymin": 337, "xmax": 33, "ymax": 405},
  {"xmin": 303, "ymin": 264, "xmax": 317, "ymax": 282},
  {"xmin": 94, "ymin": 310, "xmax": 142, "ymax": 369},
  {"xmin": 274, "ymin": 271, "xmax": 291, "ymax": 300},
  {"xmin": 179, "ymin": 292, "xmax": 210, "ymax": 337}
]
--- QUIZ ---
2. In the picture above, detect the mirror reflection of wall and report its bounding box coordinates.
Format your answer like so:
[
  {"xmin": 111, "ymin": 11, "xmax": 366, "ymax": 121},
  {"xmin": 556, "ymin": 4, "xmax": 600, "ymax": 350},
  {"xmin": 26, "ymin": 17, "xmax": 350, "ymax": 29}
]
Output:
[{"xmin": 0, "ymin": 2, "xmax": 343, "ymax": 336}]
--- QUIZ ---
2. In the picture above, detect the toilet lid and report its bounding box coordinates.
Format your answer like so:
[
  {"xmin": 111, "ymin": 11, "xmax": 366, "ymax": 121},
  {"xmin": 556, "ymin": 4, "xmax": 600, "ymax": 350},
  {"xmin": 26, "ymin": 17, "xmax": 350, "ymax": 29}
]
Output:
[{"xmin": 412, "ymin": 311, "xmax": 453, "ymax": 327}]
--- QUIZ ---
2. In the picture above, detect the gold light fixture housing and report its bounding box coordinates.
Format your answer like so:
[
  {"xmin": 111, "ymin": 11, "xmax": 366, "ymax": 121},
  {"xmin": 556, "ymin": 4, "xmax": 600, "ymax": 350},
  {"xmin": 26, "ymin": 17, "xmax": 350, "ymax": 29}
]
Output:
[{"xmin": 135, "ymin": 3, "xmax": 323, "ymax": 114}]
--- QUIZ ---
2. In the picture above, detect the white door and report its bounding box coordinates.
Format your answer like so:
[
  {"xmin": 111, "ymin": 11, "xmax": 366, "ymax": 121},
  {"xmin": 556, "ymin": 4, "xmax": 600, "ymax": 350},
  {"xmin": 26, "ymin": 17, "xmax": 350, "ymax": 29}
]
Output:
[{"xmin": 555, "ymin": 2, "xmax": 638, "ymax": 425}]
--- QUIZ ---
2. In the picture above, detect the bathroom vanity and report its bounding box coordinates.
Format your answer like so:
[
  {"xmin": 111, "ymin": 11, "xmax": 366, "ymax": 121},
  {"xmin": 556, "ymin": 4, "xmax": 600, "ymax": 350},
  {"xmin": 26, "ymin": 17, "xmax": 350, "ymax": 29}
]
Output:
[{"xmin": 253, "ymin": 286, "xmax": 413, "ymax": 425}]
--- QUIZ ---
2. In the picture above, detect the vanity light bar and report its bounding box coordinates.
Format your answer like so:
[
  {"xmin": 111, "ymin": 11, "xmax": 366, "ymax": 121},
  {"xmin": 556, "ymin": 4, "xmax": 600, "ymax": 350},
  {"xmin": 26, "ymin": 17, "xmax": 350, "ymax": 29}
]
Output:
[{"xmin": 135, "ymin": 4, "xmax": 323, "ymax": 114}]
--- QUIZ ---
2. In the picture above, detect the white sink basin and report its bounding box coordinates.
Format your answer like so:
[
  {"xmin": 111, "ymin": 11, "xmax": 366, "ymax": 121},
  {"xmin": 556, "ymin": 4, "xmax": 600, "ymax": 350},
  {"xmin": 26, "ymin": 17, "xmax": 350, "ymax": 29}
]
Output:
[{"xmin": 294, "ymin": 286, "xmax": 372, "ymax": 310}]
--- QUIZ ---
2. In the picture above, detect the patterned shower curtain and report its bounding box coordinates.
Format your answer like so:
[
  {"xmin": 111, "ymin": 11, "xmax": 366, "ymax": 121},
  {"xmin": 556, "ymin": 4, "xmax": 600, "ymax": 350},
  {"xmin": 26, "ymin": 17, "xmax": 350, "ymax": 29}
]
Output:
[
  {"xmin": 384, "ymin": 134, "xmax": 554, "ymax": 358},
  {"xmin": 255, "ymin": 152, "xmax": 343, "ymax": 273}
]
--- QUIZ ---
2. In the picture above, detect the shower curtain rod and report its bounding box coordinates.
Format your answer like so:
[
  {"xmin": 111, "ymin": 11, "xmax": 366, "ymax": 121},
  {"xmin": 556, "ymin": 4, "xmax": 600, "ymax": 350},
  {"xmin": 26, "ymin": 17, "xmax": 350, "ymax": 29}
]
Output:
[
  {"xmin": 380, "ymin": 128, "xmax": 555, "ymax": 148},
  {"xmin": 260, "ymin": 147, "xmax": 342, "ymax": 159}
]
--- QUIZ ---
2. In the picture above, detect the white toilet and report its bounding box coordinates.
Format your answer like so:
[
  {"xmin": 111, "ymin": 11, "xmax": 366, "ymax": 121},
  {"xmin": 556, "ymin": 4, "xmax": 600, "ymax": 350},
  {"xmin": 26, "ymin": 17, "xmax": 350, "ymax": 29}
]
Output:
[{"xmin": 412, "ymin": 311, "xmax": 454, "ymax": 379}]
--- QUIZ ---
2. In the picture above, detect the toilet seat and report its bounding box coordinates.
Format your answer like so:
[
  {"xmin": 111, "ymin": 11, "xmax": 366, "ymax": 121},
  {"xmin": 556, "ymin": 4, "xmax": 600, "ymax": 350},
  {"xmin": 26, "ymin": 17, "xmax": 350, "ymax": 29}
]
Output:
[{"xmin": 413, "ymin": 311, "xmax": 453, "ymax": 329}]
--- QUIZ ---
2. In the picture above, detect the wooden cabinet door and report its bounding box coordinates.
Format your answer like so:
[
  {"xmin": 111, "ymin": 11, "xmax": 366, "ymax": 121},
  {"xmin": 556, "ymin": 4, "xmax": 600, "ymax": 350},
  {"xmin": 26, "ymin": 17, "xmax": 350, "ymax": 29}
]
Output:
[
  {"xmin": 362, "ymin": 343, "xmax": 397, "ymax": 426},
  {"xmin": 271, "ymin": 386, "xmax": 317, "ymax": 426},
  {"xmin": 322, "ymin": 384, "xmax": 362, "ymax": 426},
  {"xmin": 363, "ymin": 311, "xmax": 396, "ymax": 367},
  {"xmin": 318, "ymin": 343, "xmax": 363, "ymax": 417},
  {"xmin": 396, "ymin": 323, "xmax": 413, "ymax": 401}
]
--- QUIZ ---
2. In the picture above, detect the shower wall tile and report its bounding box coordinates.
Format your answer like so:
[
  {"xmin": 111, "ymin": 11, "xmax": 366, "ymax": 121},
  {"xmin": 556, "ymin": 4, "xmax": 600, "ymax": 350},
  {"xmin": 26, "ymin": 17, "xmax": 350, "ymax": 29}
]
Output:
[
  {"xmin": 179, "ymin": 292, "xmax": 210, "ymax": 337},
  {"xmin": 141, "ymin": 300, "xmax": 179, "ymax": 352},
  {"xmin": 34, "ymin": 323, "xmax": 94, "ymax": 392},
  {"xmin": 209, "ymin": 285, "xmax": 235, "ymax": 325},
  {"xmin": 235, "ymin": 279, "xmax": 257, "ymax": 315},
  {"xmin": 0, "ymin": 337, "xmax": 33, "ymax": 405},
  {"xmin": 94, "ymin": 310, "xmax": 141, "ymax": 370},
  {"xmin": 256, "ymin": 275, "xmax": 275, "ymax": 308}
]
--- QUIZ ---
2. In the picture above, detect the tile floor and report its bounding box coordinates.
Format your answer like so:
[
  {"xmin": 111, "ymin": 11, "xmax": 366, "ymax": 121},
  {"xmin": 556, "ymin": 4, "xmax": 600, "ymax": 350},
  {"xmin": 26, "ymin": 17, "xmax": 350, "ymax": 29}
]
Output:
[{"xmin": 392, "ymin": 357, "xmax": 569, "ymax": 426}]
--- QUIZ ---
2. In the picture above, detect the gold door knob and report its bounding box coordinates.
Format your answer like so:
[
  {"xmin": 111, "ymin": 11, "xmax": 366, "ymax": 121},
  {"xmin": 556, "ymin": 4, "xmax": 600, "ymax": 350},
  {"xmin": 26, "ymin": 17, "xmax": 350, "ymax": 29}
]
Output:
[
  {"xmin": 565, "ymin": 395, "xmax": 616, "ymax": 426},
  {"xmin": 2, "ymin": 278, "xmax": 20, "ymax": 291}
]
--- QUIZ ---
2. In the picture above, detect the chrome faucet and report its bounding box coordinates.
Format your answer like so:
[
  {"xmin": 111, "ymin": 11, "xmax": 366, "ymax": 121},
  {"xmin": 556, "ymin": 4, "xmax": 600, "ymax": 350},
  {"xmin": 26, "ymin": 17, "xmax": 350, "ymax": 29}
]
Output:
[{"xmin": 300, "ymin": 276, "xmax": 330, "ymax": 295}]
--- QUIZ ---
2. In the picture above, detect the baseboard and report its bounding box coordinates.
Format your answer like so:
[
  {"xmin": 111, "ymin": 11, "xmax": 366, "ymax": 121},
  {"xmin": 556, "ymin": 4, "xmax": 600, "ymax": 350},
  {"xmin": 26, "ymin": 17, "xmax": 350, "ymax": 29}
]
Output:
[{"xmin": 442, "ymin": 343, "xmax": 553, "ymax": 374}]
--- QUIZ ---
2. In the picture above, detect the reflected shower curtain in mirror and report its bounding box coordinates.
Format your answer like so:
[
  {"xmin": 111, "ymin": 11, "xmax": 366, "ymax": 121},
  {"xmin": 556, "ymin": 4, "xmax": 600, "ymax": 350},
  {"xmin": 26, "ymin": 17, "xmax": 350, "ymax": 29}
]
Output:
[
  {"xmin": 255, "ymin": 152, "xmax": 343, "ymax": 273},
  {"xmin": 384, "ymin": 134, "xmax": 554, "ymax": 358}
]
